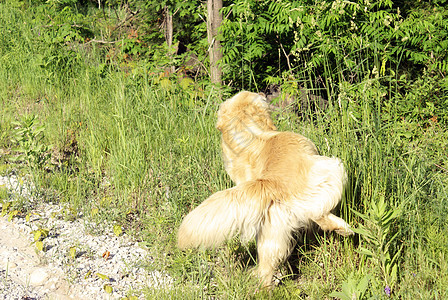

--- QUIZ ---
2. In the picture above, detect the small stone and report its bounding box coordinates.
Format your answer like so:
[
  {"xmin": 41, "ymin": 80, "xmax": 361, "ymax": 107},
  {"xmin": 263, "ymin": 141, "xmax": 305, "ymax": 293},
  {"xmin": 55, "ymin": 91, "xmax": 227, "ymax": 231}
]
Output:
[{"xmin": 29, "ymin": 268, "xmax": 49, "ymax": 286}]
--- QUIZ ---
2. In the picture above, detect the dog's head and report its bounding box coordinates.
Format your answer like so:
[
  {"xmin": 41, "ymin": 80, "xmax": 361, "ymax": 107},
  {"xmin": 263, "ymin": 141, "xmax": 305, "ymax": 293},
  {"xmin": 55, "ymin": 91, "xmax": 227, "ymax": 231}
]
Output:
[{"xmin": 216, "ymin": 91, "xmax": 276, "ymax": 133}]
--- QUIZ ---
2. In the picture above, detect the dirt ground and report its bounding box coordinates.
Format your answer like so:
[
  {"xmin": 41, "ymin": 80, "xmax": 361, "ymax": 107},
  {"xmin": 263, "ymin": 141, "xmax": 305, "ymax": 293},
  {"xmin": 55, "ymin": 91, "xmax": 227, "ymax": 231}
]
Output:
[{"xmin": 0, "ymin": 215, "xmax": 85, "ymax": 299}]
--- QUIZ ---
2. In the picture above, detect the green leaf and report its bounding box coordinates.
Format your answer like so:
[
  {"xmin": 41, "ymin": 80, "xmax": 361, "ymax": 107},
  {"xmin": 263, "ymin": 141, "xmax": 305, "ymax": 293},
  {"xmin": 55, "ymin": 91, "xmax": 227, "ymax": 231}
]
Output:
[
  {"xmin": 69, "ymin": 246, "xmax": 76, "ymax": 259},
  {"xmin": 113, "ymin": 225, "xmax": 122, "ymax": 237},
  {"xmin": 357, "ymin": 274, "xmax": 370, "ymax": 293},
  {"xmin": 96, "ymin": 273, "xmax": 109, "ymax": 280},
  {"xmin": 160, "ymin": 78, "xmax": 172, "ymax": 90},
  {"xmin": 8, "ymin": 210, "xmax": 19, "ymax": 222},
  {"xmin": 390, "ymin": 264, "xmax": 398, "ymax": 283},
  {"xmin": 40, "ymin": 228, "xmax": 49, "ymax": 238},
  {"xmin": 103, "ymin": 284, "xmax": 113, "ymax": 294},
  {"xmin": 84, "ymin": 270, "xmax": 92, "ymax": 279},
  {"xmin": 382, "ymin": 208, "xmax": 402, "ymax": 225},
  {"xmin": 351, "ymin": 227, "xmax": 375, "ymax": 241},
  {"xmin": 351, "ymin": 208, "xmax": 368, "ymax": 220},
  {"xmin": 33, "ymin": 230, "xmax": 42, "ymax": 242},
  {"xmin": 356, "ymin": 247, "xmax": 374, "ymax": 258},
  {"xmin": 390, "ymin": 245, "xmax": 403, "ymax": 265},
  {"xmin": 179, "ymin": 77, "xmax": 194, "ymax": 90},
  {"xmin": 1, "ymin": 202, "xmax": 11, "ymax": 216},
  {"xmin": 35, "ymin": 241, "xmax": 44, "ymax": 252},
  {"xmin": 33, "ymin": 228, "xmax": 49, "ymax": 241},
  {"xmin": 328, "ymin": 291, "xmax": 350, "ymax": 300}
]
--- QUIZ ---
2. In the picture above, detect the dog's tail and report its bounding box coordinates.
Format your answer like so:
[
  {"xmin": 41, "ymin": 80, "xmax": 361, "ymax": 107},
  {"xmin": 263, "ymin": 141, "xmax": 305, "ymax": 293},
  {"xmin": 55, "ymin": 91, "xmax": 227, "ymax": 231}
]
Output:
[{"xmin": 178, "ymin": 179, "xmax": 283, "ymax": 250}]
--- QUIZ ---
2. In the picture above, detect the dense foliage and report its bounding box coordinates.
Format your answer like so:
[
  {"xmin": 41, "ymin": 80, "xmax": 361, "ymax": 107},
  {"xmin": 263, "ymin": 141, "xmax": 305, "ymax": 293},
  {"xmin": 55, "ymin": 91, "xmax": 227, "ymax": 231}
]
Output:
[{"xmin": 4, "ymin": 0, "xmax": 446, "ymax": 124}]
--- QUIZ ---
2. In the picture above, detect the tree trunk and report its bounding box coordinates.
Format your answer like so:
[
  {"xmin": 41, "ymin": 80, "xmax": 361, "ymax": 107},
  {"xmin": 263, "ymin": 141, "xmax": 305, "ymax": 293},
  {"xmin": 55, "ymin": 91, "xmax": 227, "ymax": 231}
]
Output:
[
  {"xmin": 207, "ymin": 0, "xmax": 223, "ymax": 85},
  {"xmin": 163, "ymin": 6, "xmax": 175, "ymax": 74}
]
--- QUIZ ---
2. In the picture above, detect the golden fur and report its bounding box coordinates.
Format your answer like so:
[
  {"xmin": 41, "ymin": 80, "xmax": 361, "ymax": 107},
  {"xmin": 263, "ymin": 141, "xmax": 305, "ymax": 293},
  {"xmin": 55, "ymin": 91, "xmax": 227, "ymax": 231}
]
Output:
[{"xmin": 178, "ymin": 91, "xmax": 353, "ymax": 286}]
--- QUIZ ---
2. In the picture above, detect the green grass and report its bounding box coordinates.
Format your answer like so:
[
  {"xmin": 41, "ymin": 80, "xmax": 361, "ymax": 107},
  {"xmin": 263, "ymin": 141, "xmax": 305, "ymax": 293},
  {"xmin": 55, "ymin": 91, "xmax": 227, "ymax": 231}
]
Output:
[{"xmin": 1, "ymin": 2, "xmax": 448, "ymax": 299}]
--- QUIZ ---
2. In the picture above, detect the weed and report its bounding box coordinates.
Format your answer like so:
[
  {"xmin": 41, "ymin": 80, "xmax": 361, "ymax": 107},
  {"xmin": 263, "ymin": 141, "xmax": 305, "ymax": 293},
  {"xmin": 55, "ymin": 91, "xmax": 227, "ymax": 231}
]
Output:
[
  {"xmin": 0, "ymin": 186, "xmax": 9, "ymax": 202},
  {"xmin": 352, "ymin": 196, "xmax": 403, "ymax": 294},
  {"xmin": 330, "ymin": 273, "xmax": 372, "ymax": 300},
  {"xmin": 32, "ymin": 227, "xmax": 50, "ymax": 252},
  {"xmin": 10, "ymin": 115, "xmax": 50, "ymax": 186}
]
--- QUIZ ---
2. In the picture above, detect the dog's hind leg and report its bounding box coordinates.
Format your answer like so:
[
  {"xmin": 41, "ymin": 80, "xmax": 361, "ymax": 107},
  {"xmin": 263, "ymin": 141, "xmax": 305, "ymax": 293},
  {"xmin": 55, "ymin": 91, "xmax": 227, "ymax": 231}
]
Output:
[
  {"xmin": 255, "ymin": 204, "xmax": 297, "ymax": 287},
  {"xmin": 313, "ymin": 213, "xmax": 354, "ymax": 236}
]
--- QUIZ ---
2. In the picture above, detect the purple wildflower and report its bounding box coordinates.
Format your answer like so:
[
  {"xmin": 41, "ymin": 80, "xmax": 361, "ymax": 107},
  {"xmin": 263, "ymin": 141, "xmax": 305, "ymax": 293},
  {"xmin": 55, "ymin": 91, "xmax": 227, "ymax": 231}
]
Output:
[{"xmin": 385, "ymin": 285, "xmax": 391, "ymax": 297}]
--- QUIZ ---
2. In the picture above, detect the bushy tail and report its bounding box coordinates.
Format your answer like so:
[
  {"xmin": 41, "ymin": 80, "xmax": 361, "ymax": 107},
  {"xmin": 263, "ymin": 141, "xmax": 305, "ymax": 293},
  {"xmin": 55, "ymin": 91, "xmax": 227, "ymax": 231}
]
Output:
[{"xmin": 178, "ymin": 180, "xmax": 280, "ymax": 250}]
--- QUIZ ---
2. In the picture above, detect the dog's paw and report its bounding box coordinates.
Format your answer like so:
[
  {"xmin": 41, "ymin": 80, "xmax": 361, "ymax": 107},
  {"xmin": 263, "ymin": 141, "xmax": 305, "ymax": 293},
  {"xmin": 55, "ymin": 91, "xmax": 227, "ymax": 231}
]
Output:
[{"xmin": 335, "ymin": 227, "xmax": 354, "ymax": 237}]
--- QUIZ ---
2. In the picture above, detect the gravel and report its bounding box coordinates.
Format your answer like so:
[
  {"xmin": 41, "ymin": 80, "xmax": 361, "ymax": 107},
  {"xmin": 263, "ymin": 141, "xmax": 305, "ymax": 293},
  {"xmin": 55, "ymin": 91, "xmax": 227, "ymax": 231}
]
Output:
[{"xmin": 0, "ymin": 175, "xmax": 173, "ymax": 299}]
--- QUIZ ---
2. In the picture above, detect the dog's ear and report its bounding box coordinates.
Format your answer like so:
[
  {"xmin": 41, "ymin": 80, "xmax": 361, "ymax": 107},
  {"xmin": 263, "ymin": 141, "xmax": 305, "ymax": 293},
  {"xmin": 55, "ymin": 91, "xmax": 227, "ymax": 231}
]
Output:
[{"xmin": 247, "ymin": 94, "xmax": 277, "ymax": 131}]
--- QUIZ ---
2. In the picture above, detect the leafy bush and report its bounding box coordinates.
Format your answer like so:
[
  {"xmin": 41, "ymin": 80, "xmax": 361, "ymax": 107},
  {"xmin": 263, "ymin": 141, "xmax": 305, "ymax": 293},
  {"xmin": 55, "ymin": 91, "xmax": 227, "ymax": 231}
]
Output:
[{"xmin": 220, "ymin": 0, "xmax": 448, "ymax": 128}]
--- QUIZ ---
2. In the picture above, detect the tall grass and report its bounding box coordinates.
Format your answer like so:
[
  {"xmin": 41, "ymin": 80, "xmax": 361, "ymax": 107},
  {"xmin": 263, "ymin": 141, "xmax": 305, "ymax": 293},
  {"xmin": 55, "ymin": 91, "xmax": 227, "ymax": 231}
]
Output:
[{"xmin": 1, "ymin": 2, "xmax": 448, "ymax": 298}]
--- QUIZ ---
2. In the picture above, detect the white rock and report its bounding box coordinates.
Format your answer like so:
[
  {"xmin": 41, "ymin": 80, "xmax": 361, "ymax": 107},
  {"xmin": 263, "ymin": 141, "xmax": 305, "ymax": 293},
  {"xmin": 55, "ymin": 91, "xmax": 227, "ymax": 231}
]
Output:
[{"xmin": 29, "ymin": 268, "xmax": 49, "ymax": 286}]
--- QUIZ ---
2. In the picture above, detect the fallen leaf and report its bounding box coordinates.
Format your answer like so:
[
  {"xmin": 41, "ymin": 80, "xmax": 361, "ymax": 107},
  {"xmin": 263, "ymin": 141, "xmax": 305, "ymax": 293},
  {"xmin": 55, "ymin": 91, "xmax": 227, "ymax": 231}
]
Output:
[
  {"xmin": 69, "ymin": 246, "xmax": 76, "ymax": 259},
  {"xmin": 103, "ymin": 284, "xmax": 113, "ymax": 294},
  {"xmin": 102, "ymin": 250, "xmax": 110, "ymax": 261},
  {"xmin": 113, "ymin": 225, "xmax": 122, "ymax": 237},
  {"xmin": 96, "ymin": 273, "xmax": 109, "ymax": 280},
  {"xmin": 35, "ymin": 241, "xmax": 43, "ymax": 252}
]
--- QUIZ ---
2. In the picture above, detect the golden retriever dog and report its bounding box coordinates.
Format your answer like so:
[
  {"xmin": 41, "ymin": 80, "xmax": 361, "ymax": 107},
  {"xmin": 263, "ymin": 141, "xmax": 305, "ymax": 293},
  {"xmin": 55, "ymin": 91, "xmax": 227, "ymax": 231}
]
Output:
[{"xmin": 178, "ymin": 91, "xmax": 353, "ymax": 286}]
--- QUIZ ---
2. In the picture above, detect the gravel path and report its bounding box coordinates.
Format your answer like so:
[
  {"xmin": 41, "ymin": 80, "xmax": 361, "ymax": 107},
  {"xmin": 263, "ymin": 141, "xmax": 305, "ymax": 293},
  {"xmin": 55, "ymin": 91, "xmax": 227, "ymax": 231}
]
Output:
[{"xmin": 0, "ymin": 175, "xmax": 173, "ymax": 299}]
